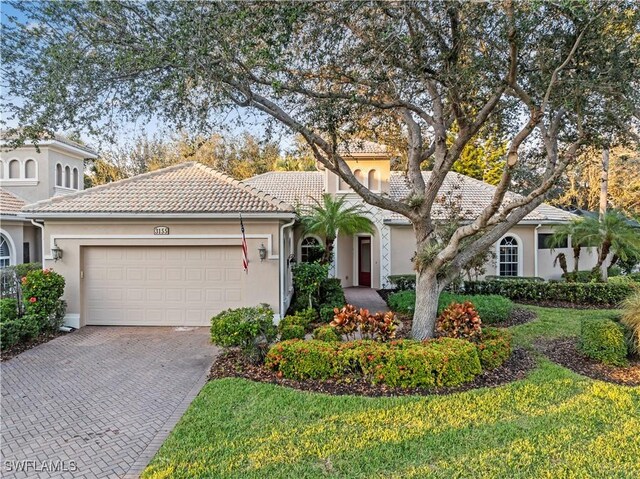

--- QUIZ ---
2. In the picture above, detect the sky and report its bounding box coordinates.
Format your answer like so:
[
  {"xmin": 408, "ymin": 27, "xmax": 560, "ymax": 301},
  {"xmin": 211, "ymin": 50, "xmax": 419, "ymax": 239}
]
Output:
[{"xmin": 0, "ymin": 1, "xmax": 295, "ymax": 155}]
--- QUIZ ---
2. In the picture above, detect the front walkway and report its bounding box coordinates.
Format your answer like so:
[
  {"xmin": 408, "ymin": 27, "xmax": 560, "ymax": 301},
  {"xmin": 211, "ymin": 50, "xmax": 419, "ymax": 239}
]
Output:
[
  {"xmin": 344, "ymin": 287, "xmax": 389, "ymax": 312},
  {"xmin": 1, "ymin": 326, "xmax": 217, "ymax": 479}
]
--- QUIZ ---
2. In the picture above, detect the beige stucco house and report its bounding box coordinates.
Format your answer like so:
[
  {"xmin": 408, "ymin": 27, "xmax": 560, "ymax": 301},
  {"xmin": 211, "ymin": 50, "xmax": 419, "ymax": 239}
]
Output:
[
  {"xmin": 7, "ymin": 140, "xmax": 599, "ymax": 329},
  {"xmin": 0, "ymin": 135, "xmax": 98, "ymax": 267}
]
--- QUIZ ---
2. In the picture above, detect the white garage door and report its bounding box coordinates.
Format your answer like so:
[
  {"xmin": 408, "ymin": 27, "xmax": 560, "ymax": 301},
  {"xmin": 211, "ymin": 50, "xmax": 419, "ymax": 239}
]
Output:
[{"xmin": 84, "ymin": 246, "xmax": 245, "ymax": 326}]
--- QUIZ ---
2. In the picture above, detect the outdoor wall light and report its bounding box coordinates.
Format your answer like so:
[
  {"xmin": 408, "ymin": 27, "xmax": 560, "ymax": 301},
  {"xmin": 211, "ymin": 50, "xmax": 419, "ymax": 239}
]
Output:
[
  {"xmin": 258, "ymin": 243, "xmax": 267, "ymax": 261},
  {"xmin": 51, "ymin": 243, "xmax": 63, "ymax": 262}
]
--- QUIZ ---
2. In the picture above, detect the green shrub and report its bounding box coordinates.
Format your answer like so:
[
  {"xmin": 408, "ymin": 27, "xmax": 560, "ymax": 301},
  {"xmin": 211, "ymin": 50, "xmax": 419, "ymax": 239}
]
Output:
[
  {"xmin": 280, "ymin": 324, "xmax": 306, "ymax": 341},
  {"xmin": 1, "ymin": 298, "xmax": 18, "ymax": 322},
  {"xmin": 210, "ymin": 305, "xmax": 277, "ymax": 361},
  {"xmin": 312, "ymin": 325, "xmax": 341, "ymax": 342},
  {"xmin": 563, "ymin": 270, "xmax": 602, "ymax": 283},
  {"xmin": 579, "ymin": 318, "xmax": 628, "ymax": 366},
  {"xmin": 387, "ymin": 291, "xmax": 415, "ymax": 314},
  {"xmin": 477, "ymin": 328, "xmax": 512, "ymax": 370},
  {"xmin": 21, "ymin": 268, "xmax": 66, "ymax": 333},
  {"xmin": 387, "ymin": 274, "xmax": 416, "ymax": 291},
  {"xmin": 292, "ymin": 262, "xmax": 330, "ymax": 310},
  {"xmin": 265, "ymin": 340, "xmax": 341, "ymax": 380},
  {"xmin": 464, "ymin": 279, "xmax": 634, "ymax": 306},
  {"xmin": 319, "ymin": 305, "xmax": 338, "ymax": 323},
  {"xmin": 0, "ymin": 263, "xmax": 42, "ymax": 300},
  {"xmin": 387, "ymin": 291, "xmax": 513, "ymax": 323},
  {"xmin": 320, "ymin": 278, "xmax": 345, "ymax": 306},
  {"xmin": 439, "ymin": 293, "xmax": 513, "ymax": 324},
  {"xmin": 266, "ymin": 337, "xmax": 482, "ymax": 388},
  {"xmin": 279, "ymin": 308, "xmax": 316, "ymax": 332},
  {"xmin": 1, "ymin": 315, "xmax": 40, "ymax": 350},
  {"xmin": 619, "ymin": 292, "xmax": 640, "ymax": 356}
]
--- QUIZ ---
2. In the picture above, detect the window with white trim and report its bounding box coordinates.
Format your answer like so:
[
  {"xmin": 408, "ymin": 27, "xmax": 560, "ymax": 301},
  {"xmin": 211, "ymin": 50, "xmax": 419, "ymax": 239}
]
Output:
[
  {"xmin": 300, "ymin": 236, "xmax": 322, "ymax": 263},
  {"xmin": 64, "ymin": 166, "xmax": 71, "ymax": 188},
  {"xmin": 0, "ymin": 234, "xmax": 12, "ymax": 267},
  {"xmin": 368, "ymin": 169, "xmax": 379, "ymax": 191},
  {"xmin": 72, "ymin": 167, "xmax": 79, "ymax": 189},
  {"xmin": 498, "ymin": 236, "xmax": 519, "ymax": 277}
]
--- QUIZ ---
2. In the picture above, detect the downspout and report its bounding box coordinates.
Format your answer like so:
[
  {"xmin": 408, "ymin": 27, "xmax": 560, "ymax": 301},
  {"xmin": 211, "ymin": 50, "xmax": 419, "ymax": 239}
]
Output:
[
  {"xmin": 30, "ymin": 219, "xmax": 45, "ymax": 270},
  {"xmin": 279, "ymin": 218, "xmax": 296, "ymax": 321},
  {"xmin": 534, "ymin": 224, "xmax": 542, "ymax": 278}
]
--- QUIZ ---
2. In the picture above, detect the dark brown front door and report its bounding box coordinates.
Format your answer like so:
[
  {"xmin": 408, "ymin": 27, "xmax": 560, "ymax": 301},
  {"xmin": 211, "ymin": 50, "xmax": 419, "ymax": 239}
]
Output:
[{"xmin": 358, "ymin": 237, "xmax": 371, "ymax": 287}]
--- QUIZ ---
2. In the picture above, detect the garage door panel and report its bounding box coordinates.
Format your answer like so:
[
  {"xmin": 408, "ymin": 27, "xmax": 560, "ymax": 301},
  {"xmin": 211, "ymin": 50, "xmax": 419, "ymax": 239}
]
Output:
[{"xmin": 85, "ymin": 246, "xmax": 245, "ymax": 326}]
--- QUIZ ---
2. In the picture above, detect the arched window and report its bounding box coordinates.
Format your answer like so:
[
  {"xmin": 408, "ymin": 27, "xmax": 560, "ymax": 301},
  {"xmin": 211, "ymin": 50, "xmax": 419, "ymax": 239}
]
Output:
[
  {"xmin": 300, "ymin": 236, "xmax": 322, "ymax": 263},
  {"xmin": 8, "ymin": 159, "xmax": 20, "ymax": 178},
  {"xmin": 354, "ymin": 169, "xmax": 364, "ymax": 184},
  {"xmin": 25, "ymin": 159, "xmax": 37, "ymax": 179},
  {"xmin": 56, "ymin": 163, "xmax": 63, "ymax": 186},
  {"xmin": 368, "ymin": 169, "xmax": 378, "ymax": 190},
  {"xmin": 498, "ymin": 236, "xmax": 519, "ymax": 277},
  {"xmin": 64, "ymin": 166, "xmax": 71, "ymax": 188},
  {"xmin": 0, "ymin": 234, "xmax": 12, "ymax": 267},
  {"xmin": 72, "ymin": 168, "xmax": 79, "ymax": 189}
]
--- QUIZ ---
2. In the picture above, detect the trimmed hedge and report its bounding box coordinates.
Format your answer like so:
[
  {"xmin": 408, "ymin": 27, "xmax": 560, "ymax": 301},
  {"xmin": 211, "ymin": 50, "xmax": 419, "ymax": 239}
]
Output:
[
  {"xmin": 280, "ymin": 324, "xmax": 306, "ymax": 341},
  {"xmin": 464, "ymin": 279, "xmax": 633, "ymax": 306},
  {"xmin": 477, "ymin": 328, "xmax": 512, "ymax": 370},
  {"xmin": 579, "ymin": 318, "xmax": 628, "ymax": 366},
  {"xmin": 387, "ymin": 291, "xmax": 513, "ymax": 324},
  {"xmin": 210, "ymin": 305, "xmax": 277, "ymax": 360},
  {"xmin": 266, "ymin": 338, "xmax": 483, "ymax": 388},
  {"xmin": 387, "ymin": 274, "xmax": 416, "ymax": 291},
  {"xmin": 312, "ymin": 325, "xmax": 341, "ymax": 342}
]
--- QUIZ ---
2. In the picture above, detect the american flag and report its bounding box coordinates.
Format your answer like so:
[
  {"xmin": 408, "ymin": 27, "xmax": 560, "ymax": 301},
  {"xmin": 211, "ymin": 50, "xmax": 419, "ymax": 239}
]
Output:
[{"xmin": 240, "ymin": 214, "xmax": 248, "ymax": 273}]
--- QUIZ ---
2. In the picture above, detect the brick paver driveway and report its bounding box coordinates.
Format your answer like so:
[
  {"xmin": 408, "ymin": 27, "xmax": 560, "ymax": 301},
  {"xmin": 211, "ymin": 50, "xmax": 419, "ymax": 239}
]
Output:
[{"xmin": 1, "ymin": 327, "xmax": 217, "ymax": 478}]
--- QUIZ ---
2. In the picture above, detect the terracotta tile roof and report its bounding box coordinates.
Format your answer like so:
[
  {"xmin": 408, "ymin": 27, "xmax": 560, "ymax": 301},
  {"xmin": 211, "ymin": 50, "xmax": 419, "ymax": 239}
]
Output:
[
  {"xmin": 0, "ymin": 188, "xmax": 26, "ymax": 215},
  {"xmin": 336, "ymin": 140, "xmax": 388, "ymax": 155},
  {"xmin": 387, "ymin": 171, "xmax": 575, "ymax": 223},
  {"xmin": 244, "ymin": 170, "xmax": 575, "ymax": 223},
  {"xmin": 22, "ymin": 163, "xmax": 294, "ymax": 215},
  {"xmin": 243, "ymin": 171, "xmax": 325, "ymax": 208}
]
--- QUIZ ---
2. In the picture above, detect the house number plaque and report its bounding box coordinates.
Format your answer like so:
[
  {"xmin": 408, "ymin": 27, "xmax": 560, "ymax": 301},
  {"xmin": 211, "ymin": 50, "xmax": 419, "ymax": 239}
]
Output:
[{"xmin": 154, "ymin": 226, "xmax": 170, "ymax": 235}]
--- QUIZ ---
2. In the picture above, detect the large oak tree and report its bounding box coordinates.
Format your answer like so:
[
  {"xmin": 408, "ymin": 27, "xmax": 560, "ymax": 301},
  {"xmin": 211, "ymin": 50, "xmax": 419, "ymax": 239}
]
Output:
[{"xmin": 2, "ymin": 1, "xmax": 639, "ymax": 339}]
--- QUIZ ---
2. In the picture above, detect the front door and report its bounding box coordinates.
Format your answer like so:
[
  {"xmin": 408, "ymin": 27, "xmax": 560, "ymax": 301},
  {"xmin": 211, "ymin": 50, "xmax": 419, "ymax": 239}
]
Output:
[{"xmin": 358, "ymin": 237, "xmax": 371, "ymax": 287}]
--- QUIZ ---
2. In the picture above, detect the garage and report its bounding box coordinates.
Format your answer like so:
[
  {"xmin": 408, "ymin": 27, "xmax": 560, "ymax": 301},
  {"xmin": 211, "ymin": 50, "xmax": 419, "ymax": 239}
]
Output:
[{"xmin": 84, "ymin": 246, "xmax": 245, "ymax": 326}]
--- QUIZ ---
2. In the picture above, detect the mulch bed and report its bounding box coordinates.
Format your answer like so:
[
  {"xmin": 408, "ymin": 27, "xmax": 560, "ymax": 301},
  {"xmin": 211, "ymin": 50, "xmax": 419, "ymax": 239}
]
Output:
[
  {"xmin": 515, "ymin": 300, "xmax": 618, "ymax": 310},
  {"xmin": 536, "ymin": 338, "xmax": 640, "ymax": 386},
  {"xmin": 0, "ymin": 330, "xmax": 70, "ymax": 362},
  {"xmin": 209, "ymin": 347, "xmax": 536, "ymax": 397},
  {"xmin": 490, "ymin": 308, "xmax": 537, "ymax": 328}
]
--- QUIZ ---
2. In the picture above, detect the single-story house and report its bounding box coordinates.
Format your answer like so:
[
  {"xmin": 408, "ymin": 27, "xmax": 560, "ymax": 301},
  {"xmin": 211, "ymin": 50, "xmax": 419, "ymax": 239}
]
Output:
[{"xmin": 17, "ymin": 141, "xmax": 600, "ymax": 328}]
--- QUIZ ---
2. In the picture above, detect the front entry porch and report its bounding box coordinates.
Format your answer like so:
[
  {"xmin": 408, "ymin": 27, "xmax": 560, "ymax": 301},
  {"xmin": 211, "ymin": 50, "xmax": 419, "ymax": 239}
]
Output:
[
  {"xmin": 333, "ymin": 231, "xmax": 381, "ymax": 288},
  {"xmin": 343, "ymin": 287, "xmax": 389, "ymax": 312}
]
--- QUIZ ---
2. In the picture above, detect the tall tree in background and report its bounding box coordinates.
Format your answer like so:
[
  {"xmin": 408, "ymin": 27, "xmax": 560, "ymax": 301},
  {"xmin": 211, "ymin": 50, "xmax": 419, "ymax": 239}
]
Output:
[
  {"xmin": 2, "ymin": 1, "xmax": 639, "ymax": 339},
  {"xmin": 553, "ymin": 146, "xmax": 640, "ymax": 216},
  {"xmin": 85, "ymin": 131, "xmax": 282, "ymax": 186}
]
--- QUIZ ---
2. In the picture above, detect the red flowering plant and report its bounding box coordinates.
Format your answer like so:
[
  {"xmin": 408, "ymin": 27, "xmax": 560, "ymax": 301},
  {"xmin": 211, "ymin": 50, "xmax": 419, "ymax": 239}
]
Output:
[
  {"xmin": 330, "ymin": 304, "xmax": 398, "ymax": 341},
  {"xmin": 435, "ymin": 301, "xmax": 482, "ymax": 342},
  {"xmin": 21, "ymin": 269, "xmax": 66, "ymax": 333}
]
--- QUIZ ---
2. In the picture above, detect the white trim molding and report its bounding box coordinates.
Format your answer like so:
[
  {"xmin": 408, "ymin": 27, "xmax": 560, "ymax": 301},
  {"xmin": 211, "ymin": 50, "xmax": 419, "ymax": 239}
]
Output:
[
  {"xmin": 46, "ymin": 233, "xmax": 281, "ymax": 261},
  {"xmin": 0, "ymin": 228, "xmax": 17, "ymax": 266}
]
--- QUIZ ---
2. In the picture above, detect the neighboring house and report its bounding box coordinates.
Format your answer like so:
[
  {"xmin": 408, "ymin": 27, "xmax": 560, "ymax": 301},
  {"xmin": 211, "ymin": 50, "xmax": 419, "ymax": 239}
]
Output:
[
  {"xmin": 0, "ymin": 134, "xmax": 98, "ymax": 266},
  {"xmin": 17, "ymin": 141, "xmax": 600, "ymax": 329}
]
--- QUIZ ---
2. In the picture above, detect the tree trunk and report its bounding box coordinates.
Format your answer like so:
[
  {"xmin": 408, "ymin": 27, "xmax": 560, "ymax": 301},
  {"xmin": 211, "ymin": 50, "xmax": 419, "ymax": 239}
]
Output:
[
  {"xmin": 324, "ymin": 237, "xmax": 335, "ymax": 264},
  {"xmin": 572, "ymin": 245, "xmax": 581, "ymax": 273},
  {"xmin": 411, "ymin": 270, "xmax": 440, "ymax": 340},
  {"xmin": 599, "ymin": 146, "xmax": 609, "ymax": 281},
  {"xmin": 593, "ymin": 239, "xmax": 611, "ymax": 278}
]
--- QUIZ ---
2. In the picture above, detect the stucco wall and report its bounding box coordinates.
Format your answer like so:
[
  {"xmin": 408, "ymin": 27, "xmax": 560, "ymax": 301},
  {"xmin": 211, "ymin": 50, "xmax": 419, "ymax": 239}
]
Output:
[
  {"xmin": 40, "ymin": 218, "xmax": 285, "ymax": 327},
  {"xmin": 0, "ymin": 145, "xmax": 86, "ymax": 204},
  {"xmin": 0, "ymin": 220, "xmax": 25, "ymax": 265},
  {"xmin": 326, "ymin": 158, "xmax": 391, "ymax": 194}
]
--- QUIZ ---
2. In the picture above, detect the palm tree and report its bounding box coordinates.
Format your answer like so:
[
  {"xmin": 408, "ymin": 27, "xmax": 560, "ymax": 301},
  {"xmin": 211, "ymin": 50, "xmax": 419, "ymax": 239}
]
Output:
[
  {"xmin": 549, "ymin": 222, "xmax": 585, "ymax": 274},
  {"xmin": 552, "ymin": 210, "xmax": 640, "ymax": 280},
  {"xmin": 300, "ymin": 194, "xmax": 375, "ymax": 264}
]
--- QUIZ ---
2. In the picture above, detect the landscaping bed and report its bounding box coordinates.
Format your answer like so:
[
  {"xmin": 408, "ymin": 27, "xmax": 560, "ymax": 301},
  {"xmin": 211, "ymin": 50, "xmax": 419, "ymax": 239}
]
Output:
[
  {"xmin": 0, "ymin": 329, "xmax": 69, "ymax": 362},
  {"xmin": 536, "ymin": 337, "xmax": 640, "ymax": 386},
  {"xmin": 209, "ymin": 346, "xmax": 535, "ymax": 397}
]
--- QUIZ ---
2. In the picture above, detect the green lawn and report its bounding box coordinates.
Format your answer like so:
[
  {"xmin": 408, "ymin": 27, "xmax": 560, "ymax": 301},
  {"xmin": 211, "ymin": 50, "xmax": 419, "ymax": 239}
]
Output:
[{"xmin": 143, "ymin": 307, "xmax": 640, "ymax": 479}]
